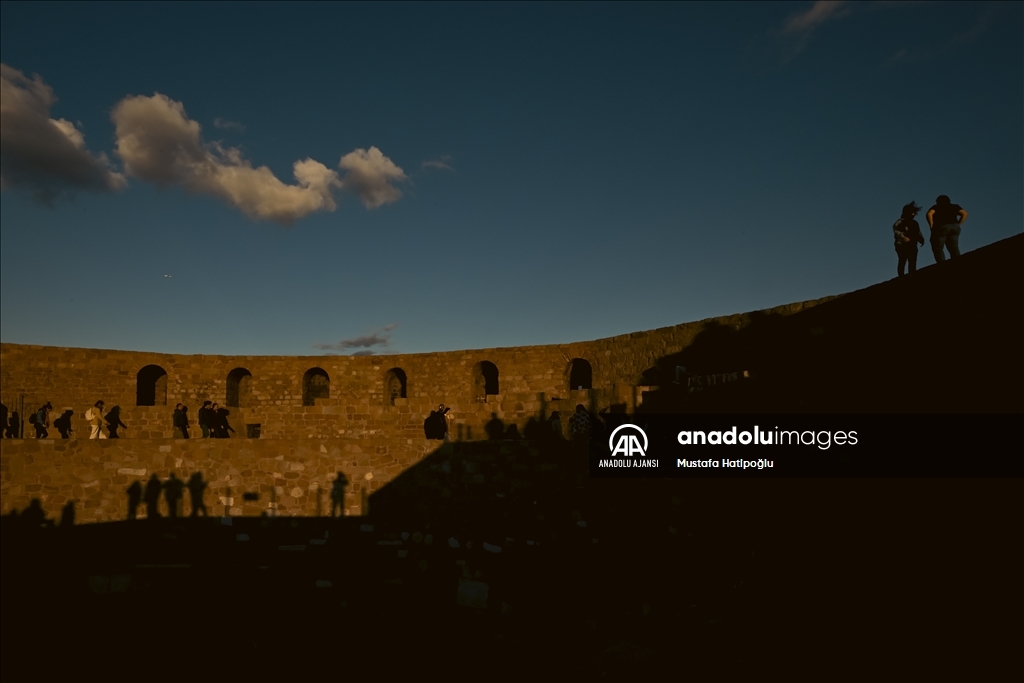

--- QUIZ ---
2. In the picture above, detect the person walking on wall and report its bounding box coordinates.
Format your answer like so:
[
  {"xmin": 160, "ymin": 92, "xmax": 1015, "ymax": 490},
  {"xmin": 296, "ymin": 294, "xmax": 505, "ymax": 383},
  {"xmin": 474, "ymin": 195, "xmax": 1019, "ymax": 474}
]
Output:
[
  {"xmin": 180, "ymin": 405, "xmax": 191, "ymax": 439},
  {"xmin": 443, "ymin": 407, "xmax": 454, "ymax": 441},
  {"xmin": 105, "ymin": 406, "xmax": 127, "ymax": 438},
  {"xmin": 893, "ymin": 202, "xmax": 925, "ymax": 277},
  {"xmin": 32, "ymin": 403, "xmax": 52, "ymax": 438},
  {"xmin": 198, "ymin": 401, "xmax": 213, "ymax": 438},
  {"xmin": 926, "ymin": 195, "xmax": 968, "ymax": 262},
  {"xmin": 214, "ymin": 407, "xmax": 234, "ymax": 438},
  {"xmin": 53, "ymin": 410, "xmax": 74, "ymax": 439},
  {"xmin": 6, "ymin": 411, "xmax": 20, "ymax": 438},
  {"xmin": 172, "ymin": 404, "xmax": 185, "ymax": 438},
  {"xmin": 86, "ymin": 401, "xmax": 107, "ymax": 439}
]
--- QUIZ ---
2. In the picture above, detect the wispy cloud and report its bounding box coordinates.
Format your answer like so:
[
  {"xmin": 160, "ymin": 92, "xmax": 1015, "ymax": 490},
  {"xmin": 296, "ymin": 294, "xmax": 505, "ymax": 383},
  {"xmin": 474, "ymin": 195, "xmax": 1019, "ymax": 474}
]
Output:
[
  {"xmin": 213, "ymin": 117, "xmax": 246, "ymax": 133},
  {"xmin": 778, "ymin": 1, "xmax": 853, "ymax": 61},
  {"xmin": 422, "ymin": 155, "xmax": 454, "ymax": 172},
  {"xmin": 313, "ymin": 323, "xmax": 398, "ymax": 354},
  {"xmin": 111, "ymin": 93, "xmax": 406, "ymax": 224},
  {"xmin": 0, "ymin": 64, "xmax": 127, "ymax": 203}
]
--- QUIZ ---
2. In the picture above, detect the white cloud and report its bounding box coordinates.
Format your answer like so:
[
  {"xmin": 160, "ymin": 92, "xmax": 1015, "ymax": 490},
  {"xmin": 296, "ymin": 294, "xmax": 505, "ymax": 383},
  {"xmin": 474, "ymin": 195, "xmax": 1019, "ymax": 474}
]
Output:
[
  {"xmin": 0, "ymin": 64, "xmax": 126, "ymax": 202},
  {"xmin": 338, "ymin": 147, "xmax": 407, "ymax": 209},
  {"xmin": 112, "ymin": 93, "xmax": 343, "ymax": 225}
]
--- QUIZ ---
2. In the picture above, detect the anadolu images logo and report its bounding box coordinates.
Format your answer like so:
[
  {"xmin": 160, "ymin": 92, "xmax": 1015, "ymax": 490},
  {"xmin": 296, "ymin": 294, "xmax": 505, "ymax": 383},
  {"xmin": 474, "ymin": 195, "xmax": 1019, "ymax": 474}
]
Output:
[{"xmin": 608, "ymin": 424, "xmax": 649, "ymax": 457}]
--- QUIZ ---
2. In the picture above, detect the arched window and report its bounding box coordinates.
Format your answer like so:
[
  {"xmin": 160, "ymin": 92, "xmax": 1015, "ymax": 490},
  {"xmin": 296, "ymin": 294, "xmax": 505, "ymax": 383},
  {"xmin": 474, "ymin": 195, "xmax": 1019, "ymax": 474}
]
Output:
[
  {"xmin": 137, "ymin": 365, "xmax": 168, "ymax": 406},
  {"xmin": 384, "ymin": 368, "xmax": 407, "ymax": 406},
  {"xmin": 226, "ymin": 368, "xmax": 253, "ymax": 408},
  {"xmin": 569, "ymin": 358, "xmax": 593, "ymax": 391},
  {"xmin": 303, "ymin": 367, "xmax": 330, "ymax": 406},
  {"xmin": 473, "ymin": 361, "xmax": 499, "ymax": 401}
]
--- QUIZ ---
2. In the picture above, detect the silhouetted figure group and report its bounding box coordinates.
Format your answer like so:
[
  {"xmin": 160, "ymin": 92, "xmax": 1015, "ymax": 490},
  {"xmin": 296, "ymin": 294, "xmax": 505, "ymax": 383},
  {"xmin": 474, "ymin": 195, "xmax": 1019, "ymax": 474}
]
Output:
[
  {"xmin": 129, "ymin": 472, "xmax": 209, "ymax": 519},
  {"xmin": 892, "ymin": 195, "xmax": 968, "ymax": 277},
  {"xmin": 198, "ymin": 401, "xmax": 234, "ymax": 438},
  {"xmin": 424, "ymin": 404, "xmax": 451, "ymax": 440}
]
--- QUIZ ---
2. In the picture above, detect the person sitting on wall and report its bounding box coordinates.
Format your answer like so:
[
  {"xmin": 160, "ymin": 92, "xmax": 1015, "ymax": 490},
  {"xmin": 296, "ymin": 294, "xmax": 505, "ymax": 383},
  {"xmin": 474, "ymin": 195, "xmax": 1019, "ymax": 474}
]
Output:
[
  {"xmin": 105, "ymin": 406, "xmax": 127, "ymax": 438},
  {"xmin": 53, "ymin": 410, "xmax": 74, "ymax": 439},
  {"xmin": 197, "ymin": 401, "xmax": 213, "ymax": 438},
  {"xmin": 86, "ymin": 401, "xmax": 106, "ymax": 439}
]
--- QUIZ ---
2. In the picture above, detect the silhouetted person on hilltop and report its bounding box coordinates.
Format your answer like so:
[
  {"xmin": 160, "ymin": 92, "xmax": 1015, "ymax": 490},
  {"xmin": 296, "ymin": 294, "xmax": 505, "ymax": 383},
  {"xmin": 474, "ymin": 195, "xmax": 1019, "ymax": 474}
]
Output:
[
  {"xmin": 53, "ymin": 410, "xmax": 74, "ymax": 439},
  {"xmin": 105, "ymin": 406, "xmax": 127, "ymax": 438},
  {"xmin": 187, "ymin": 473, "xmax": 208, "ymax": 517},
  {"xmin": 86, "ymin": 401, "xmax": 106, "ymax": 439},
  {"xmin": 127, "ymin": 480, "xmax": 142, "ymax": 520},
  {"xmin": 144, "ymin": 475, "xmax": 162, "ymax": 518},
  {"xmin": 164, "ymin": 473, "xmax": 185, "ymax": 518},
  {"xmin": 330, "ymin": 473, "xmax": 349, "ymax": 517},
  {"xmin": 5, "ymin": 411, "xmax": 19, "ymax": 438},
  {"xmin": 927, "ymin": 195, "xmax": 968, "ymax": 262},
  {"xmin": 32, "ymin": 403, "xmax": 52, "ymax": 438},
  {"xmin": 893, "ymin": 201, "xmax": 925, "ymax": 277}
]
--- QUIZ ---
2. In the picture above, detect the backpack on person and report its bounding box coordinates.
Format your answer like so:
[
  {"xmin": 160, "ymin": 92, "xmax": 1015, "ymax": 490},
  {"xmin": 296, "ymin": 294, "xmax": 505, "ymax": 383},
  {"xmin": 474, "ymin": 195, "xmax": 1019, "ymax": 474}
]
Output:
[{"xmin": 29, "ymin": 412, "xmax": 37, "ymax": 425}]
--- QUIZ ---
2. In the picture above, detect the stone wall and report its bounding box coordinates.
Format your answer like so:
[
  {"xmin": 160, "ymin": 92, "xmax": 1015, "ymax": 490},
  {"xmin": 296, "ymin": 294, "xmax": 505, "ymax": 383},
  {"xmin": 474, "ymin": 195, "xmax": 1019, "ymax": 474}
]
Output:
[
  {"xmin": 0, "ymin": 437, "xmax": 441, "ymax": 522},
  {"xmin": 0, "ymin": 298, "xmax": 833, "ymax": 439}
]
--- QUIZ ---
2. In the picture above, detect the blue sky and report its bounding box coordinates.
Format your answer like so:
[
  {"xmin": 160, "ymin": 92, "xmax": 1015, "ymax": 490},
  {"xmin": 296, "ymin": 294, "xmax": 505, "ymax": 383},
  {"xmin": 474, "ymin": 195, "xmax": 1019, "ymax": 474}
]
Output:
[{"xmin": 2, "ymin": 1, "xmax": 1021, "ymax": 356}]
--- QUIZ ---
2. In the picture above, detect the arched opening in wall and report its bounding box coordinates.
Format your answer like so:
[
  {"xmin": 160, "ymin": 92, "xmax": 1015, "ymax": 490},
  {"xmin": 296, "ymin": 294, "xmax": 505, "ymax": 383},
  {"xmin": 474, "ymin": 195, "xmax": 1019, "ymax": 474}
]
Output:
[
  {"xmin": 136, "ymin": 365, "xmax": 168, "ymax": 406},
  {"xmin": 569, "ymin": 358, "xmax": 593, "ymax": 391},
  {"xmin": 384, "ymin": 368, "xmax": 407, "ymax": 406},
  {"xmin": 472, "ymin": 361, "xmax": 499, "ymax": 401},
  {"xmin": 303, "ymin": 367, "xmax": 330, "ymax": 406},
  {"xmin": 226, "ymin": 368, "xmax": 253, "ymax": 408}
]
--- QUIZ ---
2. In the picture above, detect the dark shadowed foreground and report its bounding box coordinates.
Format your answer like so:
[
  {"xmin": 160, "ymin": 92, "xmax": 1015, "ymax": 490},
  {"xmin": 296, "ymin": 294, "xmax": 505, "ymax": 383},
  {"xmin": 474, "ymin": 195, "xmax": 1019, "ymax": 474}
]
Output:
[{"xmin": 2, "ymin": 434, "xmax": 1022, "ymax": 683}]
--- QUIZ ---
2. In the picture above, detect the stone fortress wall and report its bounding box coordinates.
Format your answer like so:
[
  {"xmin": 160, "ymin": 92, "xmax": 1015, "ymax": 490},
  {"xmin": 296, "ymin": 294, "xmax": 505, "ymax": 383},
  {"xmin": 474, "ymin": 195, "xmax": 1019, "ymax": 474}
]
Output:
[
  {"xmin": 0, "ymin": 295, "xmax": 832, "ymax": 523},
  {"xmin": 0, "ymin": 296, "xmax": 829, "ymax": 442}
]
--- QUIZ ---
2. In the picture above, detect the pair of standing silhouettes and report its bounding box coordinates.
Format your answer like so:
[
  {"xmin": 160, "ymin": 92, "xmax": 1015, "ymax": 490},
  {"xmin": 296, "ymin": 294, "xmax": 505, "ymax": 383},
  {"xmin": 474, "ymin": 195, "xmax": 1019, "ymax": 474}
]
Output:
[{"xmin": 893, "ymin": 195, "xmax": 968, "ymax": 277}]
